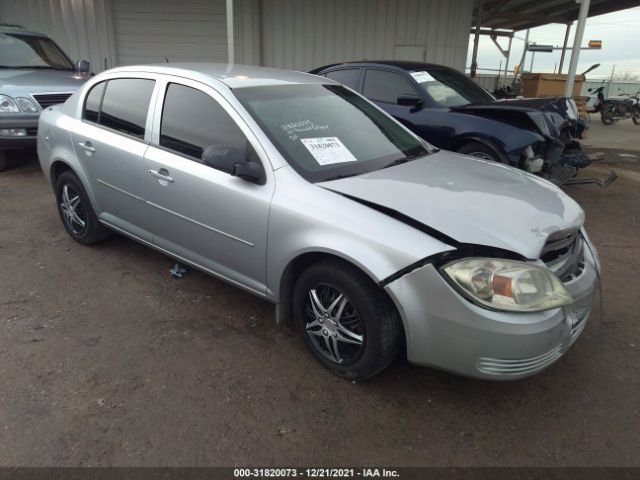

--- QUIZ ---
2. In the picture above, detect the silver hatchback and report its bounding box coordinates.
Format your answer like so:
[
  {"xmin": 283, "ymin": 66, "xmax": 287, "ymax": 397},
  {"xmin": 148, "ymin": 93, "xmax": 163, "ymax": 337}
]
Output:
[{"xmin": 38, "ymin": 64, "xmax": 600, "ymax": 380}]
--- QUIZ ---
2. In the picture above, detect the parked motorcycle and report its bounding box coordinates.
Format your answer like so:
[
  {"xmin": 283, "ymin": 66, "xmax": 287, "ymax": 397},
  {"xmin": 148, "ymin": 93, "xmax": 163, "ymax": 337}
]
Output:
[{"xmin": 589, "ymin": 86, "xmax": 640, "ymax": 125}]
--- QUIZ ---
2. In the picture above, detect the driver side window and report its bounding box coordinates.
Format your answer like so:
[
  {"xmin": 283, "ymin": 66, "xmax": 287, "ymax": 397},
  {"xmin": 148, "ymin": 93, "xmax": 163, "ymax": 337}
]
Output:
[{"xmin": 160, "ymin": 83, "xmax": 248, "ymax": 174}]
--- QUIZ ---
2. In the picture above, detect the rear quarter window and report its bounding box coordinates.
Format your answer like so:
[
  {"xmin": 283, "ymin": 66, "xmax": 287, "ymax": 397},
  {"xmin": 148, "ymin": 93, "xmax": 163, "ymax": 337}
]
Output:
[{"xmin": 82, "ymin": 81, "xmax": 106, "ymax": 123}]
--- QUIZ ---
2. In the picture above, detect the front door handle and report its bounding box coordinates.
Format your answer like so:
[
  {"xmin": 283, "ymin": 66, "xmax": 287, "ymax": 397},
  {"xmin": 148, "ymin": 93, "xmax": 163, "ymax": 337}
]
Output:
[
  {"xmin": 149, "ymin": 169, "xmax": 174, "ymax": 183},
  {"xmin": 78, "ymin": 141, "xmax": 95, "ymax": 153}
]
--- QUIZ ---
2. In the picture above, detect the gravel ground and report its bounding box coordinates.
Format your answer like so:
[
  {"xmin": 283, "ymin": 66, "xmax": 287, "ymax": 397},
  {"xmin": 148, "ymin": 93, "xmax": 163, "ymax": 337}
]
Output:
[{"xmin": 0, "ymin": 150, "xmax": 638, "ymax": 467}]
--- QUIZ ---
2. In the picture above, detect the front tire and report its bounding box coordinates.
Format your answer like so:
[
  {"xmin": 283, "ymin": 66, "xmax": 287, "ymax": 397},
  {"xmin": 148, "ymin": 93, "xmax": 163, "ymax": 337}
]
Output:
[
  {"xmin": 633, "ymin": 112, "xmax": 640, "ymax": 125},
  {"xmin": 293, "ymin": 259, "xmax": 402, "ymax": 380},
  {"xmin": 0, "ymin": 151, "xmax": 6, "ymax": 172},
  {"xmin": 601, "ymin": 108, "xmax": 615, "ymax": 125},
  {"xmin": 55, "ymin": 171, "xmax": 110, "ymax": 244},
  {"xmin": 456, "ymin": 141, "xmax": 502, "ymax": 162}
]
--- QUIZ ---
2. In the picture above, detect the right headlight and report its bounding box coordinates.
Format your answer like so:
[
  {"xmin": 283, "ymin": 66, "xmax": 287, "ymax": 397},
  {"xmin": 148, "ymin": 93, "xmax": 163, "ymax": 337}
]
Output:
[
  {"xmin": 442, "ymin": 258, "xmax": 573, "ymax": 312},
  {"xmin": 0, "ymin": 94, "xmax": 20, "ymax": 113}
]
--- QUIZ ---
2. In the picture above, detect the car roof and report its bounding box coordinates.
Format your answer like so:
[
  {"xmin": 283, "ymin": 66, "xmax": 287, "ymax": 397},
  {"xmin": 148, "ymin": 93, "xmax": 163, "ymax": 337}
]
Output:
[
  {"xmin": 106, "ymin": 63, "xmax": 333, "ymax": 89},
  {"xmin": 317, "ymin": 60, "xmax": 456, "ymax": 72},
  {"xmin": 0, "ymin": 25, "xmax": 48, "ymax": 37}
]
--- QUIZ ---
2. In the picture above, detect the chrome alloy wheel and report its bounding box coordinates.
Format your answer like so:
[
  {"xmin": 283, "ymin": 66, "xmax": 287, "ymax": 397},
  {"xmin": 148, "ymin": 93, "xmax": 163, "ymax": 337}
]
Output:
[
  {"xmin": 59, "ymin": 184, "xmax": 87, "ymax": 235},
  {"xmin": 304, "ymin": 284, "xmax": 364, "ymax": 365}
]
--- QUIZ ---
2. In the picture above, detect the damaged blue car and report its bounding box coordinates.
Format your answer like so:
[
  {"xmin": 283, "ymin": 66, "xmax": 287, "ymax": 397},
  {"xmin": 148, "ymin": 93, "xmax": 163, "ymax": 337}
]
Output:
[{"xmin": 311, "ymin": 61, "xmax": 591, "ymax": 184}]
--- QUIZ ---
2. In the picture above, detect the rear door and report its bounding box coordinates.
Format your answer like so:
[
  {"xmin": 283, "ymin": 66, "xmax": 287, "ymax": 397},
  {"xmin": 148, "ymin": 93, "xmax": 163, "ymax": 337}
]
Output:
[
  {"xmin": 143, "ymin": 79, "xmax": 274, "ymax": 295},
  {"xmin": 72, "ymin": 76, "xmax": 157, "ymax": 240}
]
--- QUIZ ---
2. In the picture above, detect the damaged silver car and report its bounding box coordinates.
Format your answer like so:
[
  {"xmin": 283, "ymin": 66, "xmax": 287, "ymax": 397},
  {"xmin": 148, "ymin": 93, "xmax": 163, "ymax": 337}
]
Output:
[{"xmin": 38, "ymin": 64, "xmax": 600, "ymax": 380}]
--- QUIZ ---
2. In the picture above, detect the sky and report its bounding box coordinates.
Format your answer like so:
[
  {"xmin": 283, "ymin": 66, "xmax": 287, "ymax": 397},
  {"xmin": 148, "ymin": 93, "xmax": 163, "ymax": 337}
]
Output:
[{"xmin": 467, "ymin": 6, "xmax": 640, "ymax": 79}]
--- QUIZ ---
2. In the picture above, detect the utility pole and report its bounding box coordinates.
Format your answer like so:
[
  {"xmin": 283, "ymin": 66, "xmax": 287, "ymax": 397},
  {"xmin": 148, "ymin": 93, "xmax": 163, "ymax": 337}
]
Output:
[
  {"xmin": 529, "ymin": 43, "xmax": 536, "ymax": 72},
  {"xmin": 512, "ymin": 29, "xmax": 530, "ymax": 86},
  {"xmin": 471, "ymin": 0, "xmax": 484, "ymax": 78},
  {"xmin": 564, "ymin": 0, "xmax": 591, "ymax": 97},
  {"xmin": 558, "ymin": 22, "xmax": 572, "ymax": 74}
]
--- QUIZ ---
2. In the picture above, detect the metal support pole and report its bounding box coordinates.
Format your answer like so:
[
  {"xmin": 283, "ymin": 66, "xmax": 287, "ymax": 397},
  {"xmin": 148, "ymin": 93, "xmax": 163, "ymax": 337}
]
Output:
[
  {"xmin": 512, "ymin": 28, "xmax": 529, "ymax": 86},
  {"xmin": 503, "ymin": 34, "xmax": 513, "ymax": 84},
  {"xmin": 226, "ymin": 0, "xmax": 234, "ymax": 65},
  {"xmin": 529, "ymin": 44, "xmax": 536, "ymax": 72},
  {"xmin": 564, "ymin": 0, "xmax": 591, "ymax": 98},
  {"xmin": 471, "ymin": 0, "xmax": 483, "ymax": 78},
  {"xmin": 558, "ymin": 22, "xmax": 571, "ymax": 74}
]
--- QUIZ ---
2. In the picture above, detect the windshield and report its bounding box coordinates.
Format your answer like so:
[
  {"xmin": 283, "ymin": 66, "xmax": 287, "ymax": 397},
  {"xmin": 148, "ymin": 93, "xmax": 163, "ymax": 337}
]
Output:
[
  {"xmin": 235, "ymin": 84, "xmax": 430, "ymax": 183},
  {"xmin": 0, "ymin": 33, "xmax": 73, "ymax": 70},
  {"xmin": 411, "ymin": 68, "xmax": 494, "ymax": 107}
]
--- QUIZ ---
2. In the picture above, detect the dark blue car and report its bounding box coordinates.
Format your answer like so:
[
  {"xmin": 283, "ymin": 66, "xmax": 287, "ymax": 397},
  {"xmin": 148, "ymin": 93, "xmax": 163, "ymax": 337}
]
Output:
[{"xmin": 311, "ymin": 61, "xmax": 590, "ymax": 184}]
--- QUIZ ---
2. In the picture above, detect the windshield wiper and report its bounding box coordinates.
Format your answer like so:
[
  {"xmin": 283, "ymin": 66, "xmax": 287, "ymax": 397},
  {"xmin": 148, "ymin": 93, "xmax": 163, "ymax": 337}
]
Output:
[{"xmin": 322, "ymin": 173, "xmax": 359, "ymax": 182}]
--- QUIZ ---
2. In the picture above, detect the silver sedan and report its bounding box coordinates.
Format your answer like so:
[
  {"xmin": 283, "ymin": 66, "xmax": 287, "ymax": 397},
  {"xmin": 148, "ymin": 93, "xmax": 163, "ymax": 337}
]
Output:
[{"xmin": 37, "ymin": 64, "xmax": 599, "ymax": 380}]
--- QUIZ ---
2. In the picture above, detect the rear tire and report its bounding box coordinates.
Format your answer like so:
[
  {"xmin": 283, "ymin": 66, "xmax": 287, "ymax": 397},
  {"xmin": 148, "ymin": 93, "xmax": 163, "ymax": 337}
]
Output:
[
  {"xmin": 293, "ymin": 259, "xmax": 401, "ymax": 380},
  {"xmin": 55, "ymin": 171, "xmax": 110, "ymax": 244},
  {"xmin": 456, "ymin": 141, "xmax": 503, "ymax": 162},
  {"xmin": 633, "ymin": 112, "xmax": 640, "ymax": 125},
  {"xmin": 0, "ymin": 151, "xmax": 6, "ymax": 172}
]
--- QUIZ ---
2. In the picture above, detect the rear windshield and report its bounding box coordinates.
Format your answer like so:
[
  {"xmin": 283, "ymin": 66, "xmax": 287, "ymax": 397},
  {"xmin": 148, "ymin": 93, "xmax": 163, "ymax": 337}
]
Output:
[
  {"xmin": 234, "ymin": 84, "xmax": 430, "ymax": 183},
  {"xmin": 0, "ymin": 33, "xmax": 73, "ymax": 70}
]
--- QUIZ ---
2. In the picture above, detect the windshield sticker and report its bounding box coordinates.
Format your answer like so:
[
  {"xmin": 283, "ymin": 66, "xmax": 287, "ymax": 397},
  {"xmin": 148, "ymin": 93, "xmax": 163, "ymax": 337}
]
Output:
[
  {"xmin": 300, "ymin": 137, "xmax": 358, "ymax": 165},
  {"xmin": 281, "ymin": 120, "xmax": 329, "ymax": 141},
  {"xmin": 410, "ymin": 71, "xmax": 435, "ymax": 83}
]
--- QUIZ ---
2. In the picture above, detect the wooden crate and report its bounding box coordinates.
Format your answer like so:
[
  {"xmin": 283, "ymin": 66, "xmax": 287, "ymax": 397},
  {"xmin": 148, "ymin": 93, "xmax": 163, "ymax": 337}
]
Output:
[
  {"xmin": 522, "ymin": 73, "xmax": 585, "ymax": 98},
  {"xmin": 574, "ymin": 96, "xmax": 589, "ymax": 119}
]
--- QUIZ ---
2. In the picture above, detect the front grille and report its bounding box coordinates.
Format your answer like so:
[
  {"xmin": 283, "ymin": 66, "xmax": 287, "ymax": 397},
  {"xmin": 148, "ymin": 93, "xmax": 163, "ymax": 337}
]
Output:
[
  {"xmin": 477, "ymin": 345, "xmax": 563, "ymax": 376},
  {"xmin": 541, "ymin": 230, "xmax": 584, "ymax": 281},
  {"xmin": 31, "ymin": 92, "xmax": 73, "ymax": 109},
  {"xmin": 26, "ymin": 127, "xmax": 37, "ymax": 136}
]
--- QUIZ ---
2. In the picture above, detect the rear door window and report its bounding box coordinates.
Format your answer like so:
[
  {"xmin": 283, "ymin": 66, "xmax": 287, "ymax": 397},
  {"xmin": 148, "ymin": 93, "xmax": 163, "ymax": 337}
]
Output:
[
  {"xmin": 325, "ymin": 69, "xmax": 362, "ymax": 90},
  {"xmin": 98, "ymin": 78, "xmax": 155, "ymax": 139},
  {"xmin": 363, "ymin": 69, "xmax": 417, "ymax": 104}
]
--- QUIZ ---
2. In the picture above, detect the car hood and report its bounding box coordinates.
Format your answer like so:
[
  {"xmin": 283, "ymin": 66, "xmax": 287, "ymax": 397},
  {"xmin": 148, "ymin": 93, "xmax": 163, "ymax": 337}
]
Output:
[
  {"xmin": 453, "ymin": 97, "xmax": 577, "ymax": 141},
  {"xmin": 0, "ymin": 69, "xmax": 89, "ymax": 96},
  {"xmin": 318, "ymin": 150, "xmax": 584, "ymax": 260}
]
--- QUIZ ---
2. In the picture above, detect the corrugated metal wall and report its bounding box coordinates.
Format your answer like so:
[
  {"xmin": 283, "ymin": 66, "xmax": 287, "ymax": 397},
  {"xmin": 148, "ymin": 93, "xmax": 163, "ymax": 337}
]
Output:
[
  {"xmin": 112, "ymin": 0, "xmax": 228, "ymax": 65},
  {"xmin": 0, "ymin": 0, "xmax": 117, "ymax": 72},
  {"xmin": 258, "ymin": 0, "xmax": 474, "ymax": 71},
  {"xmin": 0, "ymin": 0, "xmax": 474, "ymax": 72}
]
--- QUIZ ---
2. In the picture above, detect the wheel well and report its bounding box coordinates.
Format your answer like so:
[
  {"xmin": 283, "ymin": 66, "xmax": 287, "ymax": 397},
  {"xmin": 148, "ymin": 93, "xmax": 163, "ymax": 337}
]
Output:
[
  {"xmin": 451, "ymin": 137, "xmax": 507, "ymax": 162},
  {"xmin": 50, "ymin": 161, "xmax": 73, "ymax": 187},
  {"xmin": 276, "ymin": 252, "xmax": 406, "ymax": 355}
]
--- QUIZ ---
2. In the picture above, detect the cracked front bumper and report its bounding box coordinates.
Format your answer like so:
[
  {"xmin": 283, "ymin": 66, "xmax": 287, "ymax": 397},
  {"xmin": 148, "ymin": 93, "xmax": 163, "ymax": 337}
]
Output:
[{"xmin": 384, "ymin": 244, "xmax": 599, "ymax": 380}]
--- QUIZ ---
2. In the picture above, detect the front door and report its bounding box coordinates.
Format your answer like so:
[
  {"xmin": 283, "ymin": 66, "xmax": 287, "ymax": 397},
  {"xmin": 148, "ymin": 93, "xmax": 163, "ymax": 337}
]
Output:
[{"xmin": 143, "ymin": 81, "xmax": 273, "ymax": 295}]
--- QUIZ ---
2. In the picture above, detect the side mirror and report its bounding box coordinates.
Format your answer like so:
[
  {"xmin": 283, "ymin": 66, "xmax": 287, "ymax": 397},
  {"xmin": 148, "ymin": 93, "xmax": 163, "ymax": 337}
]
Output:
[
  {"xmin": 588, "ymin": 88, "xmax": 593, "ymax": 92},
  {"xmin": 75, "ymin": 59, "xmax": 90, "ymax": 73},
  {"xmin": 232, "ymin": 160, "xmax": 266, "ymax": 185},
  {"xmin": 397, "ymin": 94, "xmax": 423, "ymax": 107},
  {"xmin": 201, "ymin": 145, "xmax": 265, "ymax": 185}
]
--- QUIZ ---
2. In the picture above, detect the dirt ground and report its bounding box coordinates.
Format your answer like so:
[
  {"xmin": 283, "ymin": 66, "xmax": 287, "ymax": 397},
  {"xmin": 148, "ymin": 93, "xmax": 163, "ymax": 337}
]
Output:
[{"xmin": 0, "ymin": 138, "xmax": 639, "ymax": 466}]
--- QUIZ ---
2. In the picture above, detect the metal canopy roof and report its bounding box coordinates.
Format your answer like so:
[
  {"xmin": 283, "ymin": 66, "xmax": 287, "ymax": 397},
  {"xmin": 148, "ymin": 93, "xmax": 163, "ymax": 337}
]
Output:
[{"xmin": 473, "ymin": 0, "xmax": 640, "ymax": 31}]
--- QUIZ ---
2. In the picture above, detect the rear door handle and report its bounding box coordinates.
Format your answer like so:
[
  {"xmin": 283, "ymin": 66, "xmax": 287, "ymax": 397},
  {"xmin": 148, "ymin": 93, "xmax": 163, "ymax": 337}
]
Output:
[
  {"xmin": 149, "ymin": 169, "xmax": 174, "ymax": 183},
  {"xmin": 78, "ymin": 141, "xmax": 95, "ymax": 153}
]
